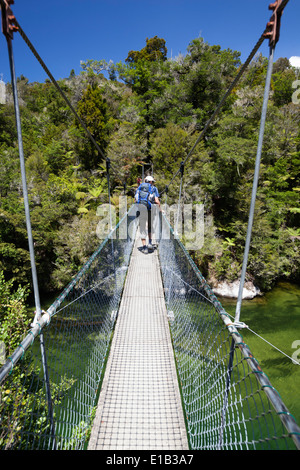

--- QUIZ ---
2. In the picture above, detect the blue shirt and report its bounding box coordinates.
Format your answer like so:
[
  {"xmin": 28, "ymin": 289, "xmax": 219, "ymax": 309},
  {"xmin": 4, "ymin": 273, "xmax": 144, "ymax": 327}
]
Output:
[{"xmin": 151, "ymin": 185, "xmax": 160, "ymax": 198}]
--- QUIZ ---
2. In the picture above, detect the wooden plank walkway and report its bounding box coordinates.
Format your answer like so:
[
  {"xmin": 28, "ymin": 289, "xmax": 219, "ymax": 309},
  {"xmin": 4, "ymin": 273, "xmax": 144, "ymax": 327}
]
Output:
[{"xmin": 88, "ymin": 233, "xmax": 189, "ymax": 450}]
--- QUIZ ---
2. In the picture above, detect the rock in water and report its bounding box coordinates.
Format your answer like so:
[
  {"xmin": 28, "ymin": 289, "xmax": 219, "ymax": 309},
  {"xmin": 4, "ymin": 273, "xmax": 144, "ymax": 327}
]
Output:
[{"xmin": 212, "ymin": 280, "xmax": 261, "ymax": 299}]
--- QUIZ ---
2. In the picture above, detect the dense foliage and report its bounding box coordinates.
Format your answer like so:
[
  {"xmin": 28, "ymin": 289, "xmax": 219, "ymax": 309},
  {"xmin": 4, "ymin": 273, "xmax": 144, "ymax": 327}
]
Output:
[{"xmin": 0, "ymin": 35, "xmax": 299, "ymax": 327}]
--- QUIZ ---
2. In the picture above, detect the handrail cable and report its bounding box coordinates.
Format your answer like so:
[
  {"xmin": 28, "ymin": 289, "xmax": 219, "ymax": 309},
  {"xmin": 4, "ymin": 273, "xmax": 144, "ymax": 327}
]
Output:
[{"xmin": 0, "ymin": 209, "xmax": 131, "ymax": 385}]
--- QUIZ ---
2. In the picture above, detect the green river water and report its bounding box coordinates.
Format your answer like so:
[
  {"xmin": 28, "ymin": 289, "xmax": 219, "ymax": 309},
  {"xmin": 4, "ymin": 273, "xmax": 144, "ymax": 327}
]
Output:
[{"xmin": 220, "ymin": 282, "xmax": 300, "ymax": 426}]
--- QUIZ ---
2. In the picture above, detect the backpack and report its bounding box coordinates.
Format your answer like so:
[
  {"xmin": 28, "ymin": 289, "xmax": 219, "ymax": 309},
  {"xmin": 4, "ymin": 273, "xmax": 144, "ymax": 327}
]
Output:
[{"xmin": 137, "ymin": 183, "xmax": 154, "ymax": 210}]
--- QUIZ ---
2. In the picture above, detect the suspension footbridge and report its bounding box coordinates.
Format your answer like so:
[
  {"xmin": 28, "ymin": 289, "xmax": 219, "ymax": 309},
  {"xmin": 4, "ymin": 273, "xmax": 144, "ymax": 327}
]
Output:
[
  {"xmin": 1, "ymin": 0, "xmax": 300, "ymax": 451},
  {"xmin": 1, "ymin": 208, "xmax": 300, "ymax": 450}
]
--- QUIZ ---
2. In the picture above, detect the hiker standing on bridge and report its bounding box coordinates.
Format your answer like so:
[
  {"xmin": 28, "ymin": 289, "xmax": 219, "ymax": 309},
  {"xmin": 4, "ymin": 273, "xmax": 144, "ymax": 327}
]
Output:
[{"xmin": 135, "ymin": 175, "xmax": 160, "ymax": 254}]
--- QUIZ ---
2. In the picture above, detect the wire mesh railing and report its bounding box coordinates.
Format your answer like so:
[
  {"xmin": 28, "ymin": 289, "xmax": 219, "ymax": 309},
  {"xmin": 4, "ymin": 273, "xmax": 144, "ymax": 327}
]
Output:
[
  {"xmin": 158, "ymin": 214, "xmax": 300, "ymax": 450},
  {"xmin": 1, "ymin": 206, "xmax": 300, "ymax": 451},
  {"xmin": 0, "ymin": 208, "xmax": 138, "ymax": 450}
]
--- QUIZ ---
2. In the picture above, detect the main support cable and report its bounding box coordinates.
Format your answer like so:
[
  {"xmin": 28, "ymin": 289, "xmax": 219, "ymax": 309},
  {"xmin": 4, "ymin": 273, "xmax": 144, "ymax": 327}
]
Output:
[
  {"xmin": 162, "ymin": 31, "xmax": 265, "ymax": 193},
  {"xmin": 163, "ymin": 0, "xmax": 290, "ymax": 194},
  {"xmin": 0, "ymin": 0, "xmax": 106, "ymax": 160}
]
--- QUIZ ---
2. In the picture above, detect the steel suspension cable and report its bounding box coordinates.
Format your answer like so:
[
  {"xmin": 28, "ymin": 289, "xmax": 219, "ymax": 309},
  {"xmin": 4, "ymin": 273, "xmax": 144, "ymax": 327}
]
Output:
[
  {"xmin": 2, "ymin": 23, "xmax": 57, "ymax": 445},
  {"xmin": 11, "ymin": 16, "xmax": 106, "ymax": 160},
  {"xmin": 163, "ymin": 0, "xmax": 291, "ymax": 193},
  {"xmin": 5, "ymin": 36, "xmax": 42, "ymax": 323},
  {"xmin": 164, "ymin": 35, "xmax": 265, "ymax": 192},
  {"xmin": 220, "ymin": 38, "xmax": 277, "ymax": 444},
  {"xmin": 235, "ymin": 44, "xmax": 276, "ymax": 323}
]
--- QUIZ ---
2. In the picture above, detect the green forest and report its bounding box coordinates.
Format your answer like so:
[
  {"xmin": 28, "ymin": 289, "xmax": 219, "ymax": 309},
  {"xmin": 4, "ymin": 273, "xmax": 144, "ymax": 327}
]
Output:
[{"xmin": 0, "ymin": 35, "xmax": 299, "ymax": 352}]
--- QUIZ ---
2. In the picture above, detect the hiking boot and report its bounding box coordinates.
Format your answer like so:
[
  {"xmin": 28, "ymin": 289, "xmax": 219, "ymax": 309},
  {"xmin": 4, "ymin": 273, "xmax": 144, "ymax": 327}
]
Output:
[
  {"xmin": 148, "ymin": 242, "xmax": 154, "ymax": 253},
  {"xmin": 138, "ymin": 245, "xmax": 148, "ymax": 254}
]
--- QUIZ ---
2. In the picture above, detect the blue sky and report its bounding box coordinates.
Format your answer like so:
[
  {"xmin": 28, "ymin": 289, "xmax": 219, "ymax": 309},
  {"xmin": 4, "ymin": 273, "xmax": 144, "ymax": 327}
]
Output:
[{"xmin": 0, "ymin": 0, "xmax": 299, "ymax": 83}]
